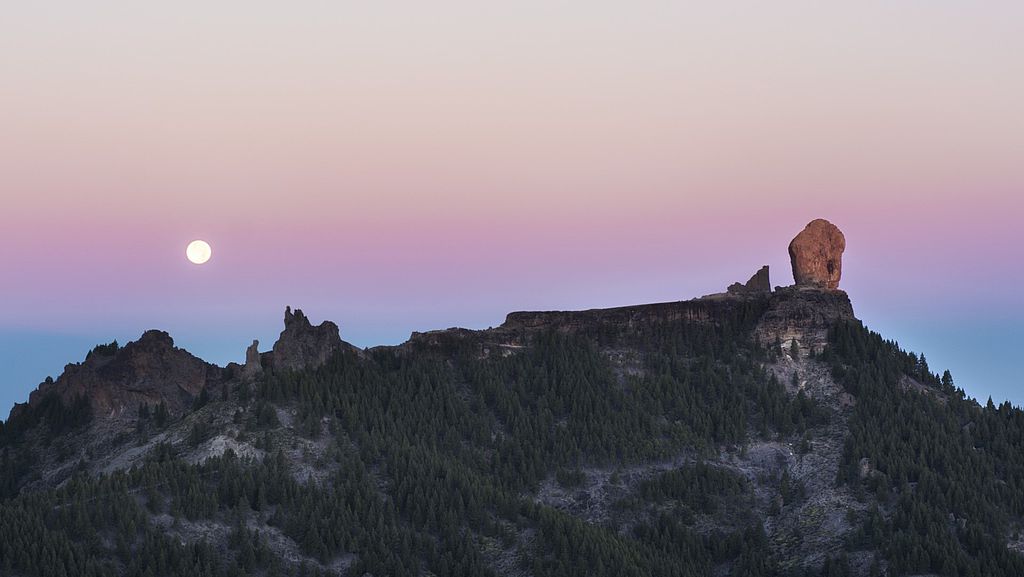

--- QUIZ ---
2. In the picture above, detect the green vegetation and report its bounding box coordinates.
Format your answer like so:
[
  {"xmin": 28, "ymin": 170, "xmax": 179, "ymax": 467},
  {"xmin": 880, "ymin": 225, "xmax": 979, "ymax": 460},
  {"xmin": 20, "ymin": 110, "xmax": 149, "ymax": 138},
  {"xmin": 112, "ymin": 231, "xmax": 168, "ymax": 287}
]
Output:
[
  {"xmin": 1, "ymin": 392, "xmax": 92, "ymax": 444},
  {"xmin": 1, "ymin": 308, "xmax": 1021, "ymax": 576},
  {"xmin": 0, "ymin": 306, "xmax": 818, "ymax": 576},
  {"xmin": 616, "ymin": 461, "xmax": 750, "ymax": 515},
  {"xmin": 824, "ymin": 320, "xmax": 1024, "ymax": 577},
  {"xmin": 87, "ymin": 340, "xmax": 120, "ymax": 358}
]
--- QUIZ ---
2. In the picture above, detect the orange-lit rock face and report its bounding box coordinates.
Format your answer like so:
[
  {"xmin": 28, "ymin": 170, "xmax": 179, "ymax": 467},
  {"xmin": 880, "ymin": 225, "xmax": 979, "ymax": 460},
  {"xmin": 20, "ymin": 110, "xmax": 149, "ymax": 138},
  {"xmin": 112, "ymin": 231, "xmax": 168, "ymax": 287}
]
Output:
[{"xmin": 788, "ymin": 219, "xmax": 845, "ymax": 290}]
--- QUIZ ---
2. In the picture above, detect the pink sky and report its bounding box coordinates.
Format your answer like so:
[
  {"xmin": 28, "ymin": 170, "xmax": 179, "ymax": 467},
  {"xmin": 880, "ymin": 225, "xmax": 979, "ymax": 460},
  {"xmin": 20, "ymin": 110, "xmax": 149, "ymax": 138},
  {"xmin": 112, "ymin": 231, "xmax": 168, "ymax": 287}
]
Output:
[{"xmin": 1, "ymin": 1, "xmax": 1022, "ymax": 410}]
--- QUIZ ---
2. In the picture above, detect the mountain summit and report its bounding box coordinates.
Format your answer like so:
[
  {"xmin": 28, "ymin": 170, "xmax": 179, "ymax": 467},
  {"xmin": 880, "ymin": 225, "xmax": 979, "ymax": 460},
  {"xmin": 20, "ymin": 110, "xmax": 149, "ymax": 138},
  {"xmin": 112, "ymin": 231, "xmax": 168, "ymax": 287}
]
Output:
[{"xmin": 3, "ymin": 219, "xmax": 1021, "ymax": 577}]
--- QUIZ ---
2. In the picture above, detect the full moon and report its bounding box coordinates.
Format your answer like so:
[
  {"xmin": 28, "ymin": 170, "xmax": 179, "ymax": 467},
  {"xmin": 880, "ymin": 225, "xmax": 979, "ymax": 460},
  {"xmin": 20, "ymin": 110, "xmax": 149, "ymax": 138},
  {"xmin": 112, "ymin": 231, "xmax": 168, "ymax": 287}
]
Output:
[{"xmin": 186, "ymin": 240, "xmax": 212, "ymax": 265}]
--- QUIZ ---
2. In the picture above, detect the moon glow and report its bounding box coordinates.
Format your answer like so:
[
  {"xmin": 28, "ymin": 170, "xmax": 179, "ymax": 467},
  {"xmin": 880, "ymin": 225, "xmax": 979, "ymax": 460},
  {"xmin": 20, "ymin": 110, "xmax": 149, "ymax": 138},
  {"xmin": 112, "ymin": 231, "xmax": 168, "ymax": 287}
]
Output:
[{"xmin": 186, "ymin": 240, "xmax": 212, "ymax": 264}]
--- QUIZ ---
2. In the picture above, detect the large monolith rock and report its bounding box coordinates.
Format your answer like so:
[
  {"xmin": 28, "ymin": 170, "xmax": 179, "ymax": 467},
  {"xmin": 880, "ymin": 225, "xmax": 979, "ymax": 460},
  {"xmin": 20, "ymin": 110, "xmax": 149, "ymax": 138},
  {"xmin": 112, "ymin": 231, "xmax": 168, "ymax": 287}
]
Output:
[{"xmin": 788, "ymin": 219, "xmax": 845, "ymax": 289}]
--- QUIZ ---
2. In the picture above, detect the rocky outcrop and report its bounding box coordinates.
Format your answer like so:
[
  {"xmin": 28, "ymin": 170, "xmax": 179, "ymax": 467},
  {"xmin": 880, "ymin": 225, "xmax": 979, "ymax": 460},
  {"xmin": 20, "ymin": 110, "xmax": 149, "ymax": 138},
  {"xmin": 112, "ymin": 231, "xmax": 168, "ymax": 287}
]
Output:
[
  {"xmin": 755, "ymin": 287, "xmax": 855, "ymax": 357},
  {"xmin": 241, "ymin": 340, "xmax": 263, "ymax": 380},
  {"xmin": 270, "ymin": 307, "xmax": 344, "ymax": 372},
  {"xmin": 401, "ymin": 283, "xmax": 853, "ymax": 372},
  {"xmin": 502, "ymin": 297, "xmax": 760, "ymax": 334},
  {"xmin": 728, "ymin": 265, "xmax": 772, "ymax": 295},
  {"xmin": 19, "ymin": 330, "xmax": 217, "ymax": 420},
  {"xmin": 789, "ymin": 219, "xmax": 845, "ymax": 289}
]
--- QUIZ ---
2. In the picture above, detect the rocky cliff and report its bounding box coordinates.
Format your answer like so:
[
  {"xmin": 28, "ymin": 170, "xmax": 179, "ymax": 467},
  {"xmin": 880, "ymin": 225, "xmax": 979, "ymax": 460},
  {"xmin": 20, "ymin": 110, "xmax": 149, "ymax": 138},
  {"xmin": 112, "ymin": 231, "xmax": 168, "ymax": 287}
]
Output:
[
  {"xmin": 15, "ymin": 330, "xmax": 219, "ymax": 421},
  {"xmin": 755, "ymin": 286, "xmax": 855, "ymax": 355},
  {"xmin": 270, "ymin": 306, "xmax": 346, "ymax": 372},
  {"xmin": 10, "ymin": 305, "xmax": 357, "ymax": 425}
]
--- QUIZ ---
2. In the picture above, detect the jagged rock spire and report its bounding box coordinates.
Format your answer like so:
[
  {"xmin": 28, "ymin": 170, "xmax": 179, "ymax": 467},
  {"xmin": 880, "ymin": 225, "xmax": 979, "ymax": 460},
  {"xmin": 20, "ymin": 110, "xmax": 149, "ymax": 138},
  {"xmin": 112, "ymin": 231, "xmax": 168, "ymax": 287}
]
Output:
[
  {"xmin": 728, "ymin": 265, "xmax": 772, "ymax": 295},
  {"xmin": 272, "ymin": 307, "xmax": 343, "ymax": 372},
  {"xmin": 242, "ymin": 340, "xmax": 263, "ymax": 379}
]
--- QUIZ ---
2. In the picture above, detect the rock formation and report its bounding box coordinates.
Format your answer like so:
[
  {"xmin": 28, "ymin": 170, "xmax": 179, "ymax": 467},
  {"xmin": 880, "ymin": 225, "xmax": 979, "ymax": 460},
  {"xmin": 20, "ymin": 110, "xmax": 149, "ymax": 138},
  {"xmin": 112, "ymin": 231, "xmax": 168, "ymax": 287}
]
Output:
[
  {"xmin": 18, "ymin": 329, "xmax": 216, "ymax": 420},
  {"xmin": 241, "ymin": 340, "xmax": 263, "ymax": 380},
  {"xmin": 789, "ymin": 219, "xmax": 845, "ymax": 289},
  {"xmin": 728, "ymin": 265, "xmax": 772, "ymax": 295},
  {"xmin": 271, "ymin": 307, "xmax": 344, "ymax": 372},
  {"xmin": 754, "ymin": 286, "xmax": 855, "ymax": 356}
]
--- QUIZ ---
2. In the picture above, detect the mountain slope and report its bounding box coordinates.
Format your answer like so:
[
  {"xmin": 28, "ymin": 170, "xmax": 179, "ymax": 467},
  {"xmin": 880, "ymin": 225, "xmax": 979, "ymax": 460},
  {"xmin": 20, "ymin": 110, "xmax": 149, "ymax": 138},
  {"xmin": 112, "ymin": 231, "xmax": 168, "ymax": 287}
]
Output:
[{"xmin": 1, "ymin": 282, "xmax": 1021, "ymax": 577}]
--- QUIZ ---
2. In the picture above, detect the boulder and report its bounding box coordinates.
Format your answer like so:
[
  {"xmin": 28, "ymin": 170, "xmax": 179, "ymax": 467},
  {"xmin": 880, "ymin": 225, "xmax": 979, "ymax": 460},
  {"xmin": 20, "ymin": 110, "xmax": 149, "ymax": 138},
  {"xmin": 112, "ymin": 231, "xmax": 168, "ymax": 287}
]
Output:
[{"xmin": 788, "ymin": 219, "xmax": 845, "ymax": 289}]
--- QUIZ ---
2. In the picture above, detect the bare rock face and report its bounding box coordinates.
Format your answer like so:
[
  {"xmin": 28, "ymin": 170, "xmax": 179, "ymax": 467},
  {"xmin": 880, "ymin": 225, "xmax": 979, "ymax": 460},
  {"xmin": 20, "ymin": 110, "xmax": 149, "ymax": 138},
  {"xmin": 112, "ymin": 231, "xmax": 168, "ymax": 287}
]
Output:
[
  {"xmin": 755, "ymin": 286, "xmax": 855, "ymax": 356},
  {"xmin": 271, "ymin": 307, "xmax": 344, "ymax": 372},
  {"xmin": 241, "ymin": 340, "xmax": 263, "ymax": 380},
  {"xmin": 728, "ymin": 265, "xmax": 772, "ymax": 295},
  {"xmin": 19, "ymin": 330, "xmax": 216, "ymax": 420},
  {"xmin": 789, "ymin": 219, "xmax": 845, "ymax": 289},
  {"xmin": 246, "ymin": 340, "xmax": 261, "ymax": 366}
]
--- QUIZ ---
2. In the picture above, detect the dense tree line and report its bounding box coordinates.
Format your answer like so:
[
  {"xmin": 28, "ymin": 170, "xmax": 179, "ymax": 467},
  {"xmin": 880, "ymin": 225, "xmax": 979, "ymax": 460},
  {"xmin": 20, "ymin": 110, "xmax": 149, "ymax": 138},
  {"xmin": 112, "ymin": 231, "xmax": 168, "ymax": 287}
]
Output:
[
  {"xmin": 0, "ymin": 392, "xmax": 94, "ymax": 499},
  {"xmin": 824, "ymin": 320, "xmax": 1024, "ymax": 576},
  {"xmin": 1, "ymin": 392, "xmax": 92, "ymax": 443},
  {"xmin": 0, "ymin": 306, "xmax": 810, "ymax": 575},
  {"xmin": 5, "ymin": 305, "xmax": 1020, "ymax": 575},
  {"xmin": 616, "ymin": 461, "xmax": 750, "ymax": 515}
]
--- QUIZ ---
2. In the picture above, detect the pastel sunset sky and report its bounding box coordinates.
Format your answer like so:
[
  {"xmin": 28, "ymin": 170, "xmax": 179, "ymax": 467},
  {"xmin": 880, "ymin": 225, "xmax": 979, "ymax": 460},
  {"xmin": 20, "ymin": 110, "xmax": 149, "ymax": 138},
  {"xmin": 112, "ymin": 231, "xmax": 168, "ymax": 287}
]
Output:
[{"xmin": 2, "ymin": 2, "xmax": 1022, "ymax": 414}]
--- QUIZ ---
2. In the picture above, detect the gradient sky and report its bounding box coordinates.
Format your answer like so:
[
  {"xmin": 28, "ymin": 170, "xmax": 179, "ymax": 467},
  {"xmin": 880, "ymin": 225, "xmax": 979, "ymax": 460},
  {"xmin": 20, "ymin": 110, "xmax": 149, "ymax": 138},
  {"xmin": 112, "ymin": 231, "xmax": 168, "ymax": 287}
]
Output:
[{"xmin": 2, "ymin": 2, "xmax": 1022, "ymax": 416}]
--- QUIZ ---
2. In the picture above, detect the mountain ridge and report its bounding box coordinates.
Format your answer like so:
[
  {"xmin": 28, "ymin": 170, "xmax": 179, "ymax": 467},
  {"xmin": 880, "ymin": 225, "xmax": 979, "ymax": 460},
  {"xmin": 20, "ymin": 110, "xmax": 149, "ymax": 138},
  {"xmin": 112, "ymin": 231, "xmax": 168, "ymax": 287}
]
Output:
[
  {"xmin": 8, "ymin": 281, "xmax": 857, "ymax": 427},
  {"xmin": 3, "ymin": 220, "xmax": 1022, "ymax": 577}
]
